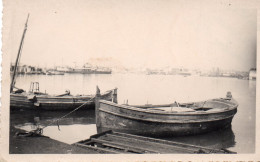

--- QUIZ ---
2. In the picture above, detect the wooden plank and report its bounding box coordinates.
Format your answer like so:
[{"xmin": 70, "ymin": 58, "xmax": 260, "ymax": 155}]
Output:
[
  {"xmin": 74, "ymin": 143, "xmax": 122, "ymax": 154},
  {"xmin": 104, "ymin": 134, "xmax": 195, "ymax": 153},
  {"xmin": 112, "ymin": 131, "xmax": 226, "ymax": 153},
  {"xmin": 91, "ymin": 138, "xmax": 160, "ymax": 154},
  {"xmin": 101, "ymin": 143, "xmax": 148, "ymax": 154},
  {"xmin": 90, "ymin": 130, "xmax": 112, "ymax": 139}
]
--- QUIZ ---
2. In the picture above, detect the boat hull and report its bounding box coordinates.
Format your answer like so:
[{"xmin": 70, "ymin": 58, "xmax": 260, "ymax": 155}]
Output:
[
  {"xmin": 96, "ymin": 99, "xmax": 238, "ymax": 137},
  {"xmin": 10, "ymin": 89, "xmax": 116, "ymax": 110},
  {"xmin": 66, "ymin": 69, "xmax": 112, "ymax": 74}
]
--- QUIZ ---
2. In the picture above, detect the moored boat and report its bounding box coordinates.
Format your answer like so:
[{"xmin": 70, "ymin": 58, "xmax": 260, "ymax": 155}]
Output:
[
  {"xmin": 66, "ymin": 67, "xmax": 112, "ymax": 74},
  {"xmin": 11, "ymin": 84, "xmax": 117, "ymax": 110},
  {"xmin": 95, "ymin": 90, "xmax": 238, "ymax": 137},
  {"xmin": 46, "ymin": 70, "xmax": 65, "ymax": 75}
]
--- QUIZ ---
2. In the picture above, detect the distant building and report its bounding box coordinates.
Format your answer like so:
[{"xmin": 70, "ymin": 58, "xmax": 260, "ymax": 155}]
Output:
[
  {"xmin": 249, "ymin": 68, "xmax": 256, "ymax": 80},
  {"xmin": 10, "ymin": 64, "xmax": 43, "ymax": 74},
  {"xmin": 10, "ymin": 65, "xmax": 31, "ymax": 74}
]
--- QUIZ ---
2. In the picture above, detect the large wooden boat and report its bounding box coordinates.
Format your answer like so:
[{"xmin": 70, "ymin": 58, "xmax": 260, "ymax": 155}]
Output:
[
  {"xmin": 95, "ymin": 90, "xmax": 238, "ymax": 137},
  {"xmin": 11, "ymin": 84, "xmax": 117, "ymax": 110}
]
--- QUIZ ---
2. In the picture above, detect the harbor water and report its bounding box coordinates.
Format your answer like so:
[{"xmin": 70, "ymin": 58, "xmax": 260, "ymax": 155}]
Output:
[{"xmin": 10, "ymin": 73, "xmax": 256, "ymax": 153}]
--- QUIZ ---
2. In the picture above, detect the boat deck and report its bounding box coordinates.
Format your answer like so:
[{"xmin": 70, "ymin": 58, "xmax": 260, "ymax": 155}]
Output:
[{"xmin": 73, "ymin": 130, "xmax": 235, "ymax": 154}]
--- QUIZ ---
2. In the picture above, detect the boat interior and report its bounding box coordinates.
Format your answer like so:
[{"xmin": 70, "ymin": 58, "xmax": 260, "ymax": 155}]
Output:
[{"xmin": 129, "ymin": 98, "xmax": 236, "ymax": 113}]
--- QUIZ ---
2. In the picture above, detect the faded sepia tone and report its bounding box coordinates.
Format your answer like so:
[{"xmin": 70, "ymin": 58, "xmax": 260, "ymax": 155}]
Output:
[{"xmin": 1, "ymin": 0, "xmax": 259, "ymax": 161}]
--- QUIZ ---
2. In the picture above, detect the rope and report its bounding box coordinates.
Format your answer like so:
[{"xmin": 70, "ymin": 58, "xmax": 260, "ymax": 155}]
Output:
[{"xmin": 30, "ymin": 96, "xmax": 96, "ymax": 134}]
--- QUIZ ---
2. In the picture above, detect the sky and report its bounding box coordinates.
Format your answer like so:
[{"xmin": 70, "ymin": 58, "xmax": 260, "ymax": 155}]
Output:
[{"xmin": 3, "ymin": 0, "xmax": 257, "ymax": 71}]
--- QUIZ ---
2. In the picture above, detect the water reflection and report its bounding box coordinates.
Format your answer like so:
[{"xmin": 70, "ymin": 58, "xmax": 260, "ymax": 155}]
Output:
[
  {"xmin": 162, "ymin": 126, "xmax": 235, "ymax": 151},
  {"xmin": 10, "ymin": 109, "xmax": 95, "ymax": 127},
  {"xmin": 11, "ymin": 109, "xmax": 96, "ymax": 144},
  {"xmin": 248, "ymin": 80, "xmax": 256, "ymax": 95}
]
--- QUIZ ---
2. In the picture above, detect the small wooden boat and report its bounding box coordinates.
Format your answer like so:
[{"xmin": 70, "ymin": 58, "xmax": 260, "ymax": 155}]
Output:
[
  {"xmin": 95, "ymin": 90, "xmax": 238, "ymax": 137},
  {"xmin": 74, "ymin": 130, "xmax": 236, "ymax": 154}
]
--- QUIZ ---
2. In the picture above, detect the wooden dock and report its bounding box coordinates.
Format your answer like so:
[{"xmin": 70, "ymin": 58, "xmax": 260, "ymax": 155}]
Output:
[{"xmin": 73, "ymin": 130, "xmax": 236, "ymax": 154}]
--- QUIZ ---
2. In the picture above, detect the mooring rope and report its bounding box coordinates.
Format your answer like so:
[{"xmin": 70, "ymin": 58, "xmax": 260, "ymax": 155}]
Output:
[{"xmin": 28, "ymin": 96, "xmax": 96, "ymax": 135}]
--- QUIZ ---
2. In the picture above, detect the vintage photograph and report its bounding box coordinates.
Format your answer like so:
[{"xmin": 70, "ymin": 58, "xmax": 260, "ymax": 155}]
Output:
[{"xmin": 1, "ymin": 0, "xmax": 258, "ymax": 160}]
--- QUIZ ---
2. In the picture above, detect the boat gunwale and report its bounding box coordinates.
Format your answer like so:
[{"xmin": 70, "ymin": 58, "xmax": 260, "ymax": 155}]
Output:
[
  {"xmin": 99, "ymin": 99, "xmax": 238, "ymax": 115},
  {"xmin": 10, "ymin": 89, "xmax": 115, "ymax": 99},
  {"xmin": 32, "ymin": 101, "xmax": 94, "ymax": 104}
]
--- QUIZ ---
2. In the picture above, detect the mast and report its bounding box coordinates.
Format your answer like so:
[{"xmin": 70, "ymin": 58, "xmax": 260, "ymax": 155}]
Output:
[{"xmin": 10, "ymin": 14, "xmax": 30, "ymax": 93}]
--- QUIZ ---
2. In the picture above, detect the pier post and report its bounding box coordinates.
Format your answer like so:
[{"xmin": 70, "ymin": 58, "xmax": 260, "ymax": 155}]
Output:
[
  {"xmin": 226, "ymin": 91, "xmax": 232, "ymax": 99},
  {"xmin": 113, "ymin": 88, "xmax": 118, "ymax": 103},
  {"xmin": 95, "ymin": 86, "xmax": 101, "ymax": 128}
]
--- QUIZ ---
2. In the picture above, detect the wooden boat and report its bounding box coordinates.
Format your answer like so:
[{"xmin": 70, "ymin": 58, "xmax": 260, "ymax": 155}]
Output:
[
  {"xmin": 74, "ymin": 130, "xmax": 236, "ymax": 154},
  {"xmin": 11, "ymin": 83, "xmax": 117, "ymax": 110},
  {"xmin": 10, "ymin": 15, "xmax": 117, "ymax": 110},
  {"xmin": 46, "ymin": 70, "xmax": 65, "ymax": 75},
  {"xmin": 95, "ymin": 90, "xmax": 238, "ymax": 137}
]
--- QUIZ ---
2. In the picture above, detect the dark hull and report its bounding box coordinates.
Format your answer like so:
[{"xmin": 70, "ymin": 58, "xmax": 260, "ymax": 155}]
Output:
[
  {"xmin": 97, "ymin": 112, "xmax": 235, "ymax": 136},
  {"xmin": 11, "ymin": 89, "xmax": 116, "ymax": 110},
  {"xmin": 96, "ymin": 98, "xmax": 238, "ymax": 137}
]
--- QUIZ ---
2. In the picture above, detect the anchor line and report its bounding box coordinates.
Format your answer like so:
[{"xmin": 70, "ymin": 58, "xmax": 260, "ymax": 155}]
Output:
[{"xmin": 30, "ymin": 96, "xmax": 96, "ymax": 134}]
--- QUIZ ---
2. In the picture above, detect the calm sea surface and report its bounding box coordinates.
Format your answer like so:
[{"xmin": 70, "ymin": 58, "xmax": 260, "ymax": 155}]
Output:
[{"xmin": 10, "ymin": 73, "xmax": 256, "ymax": 153}]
